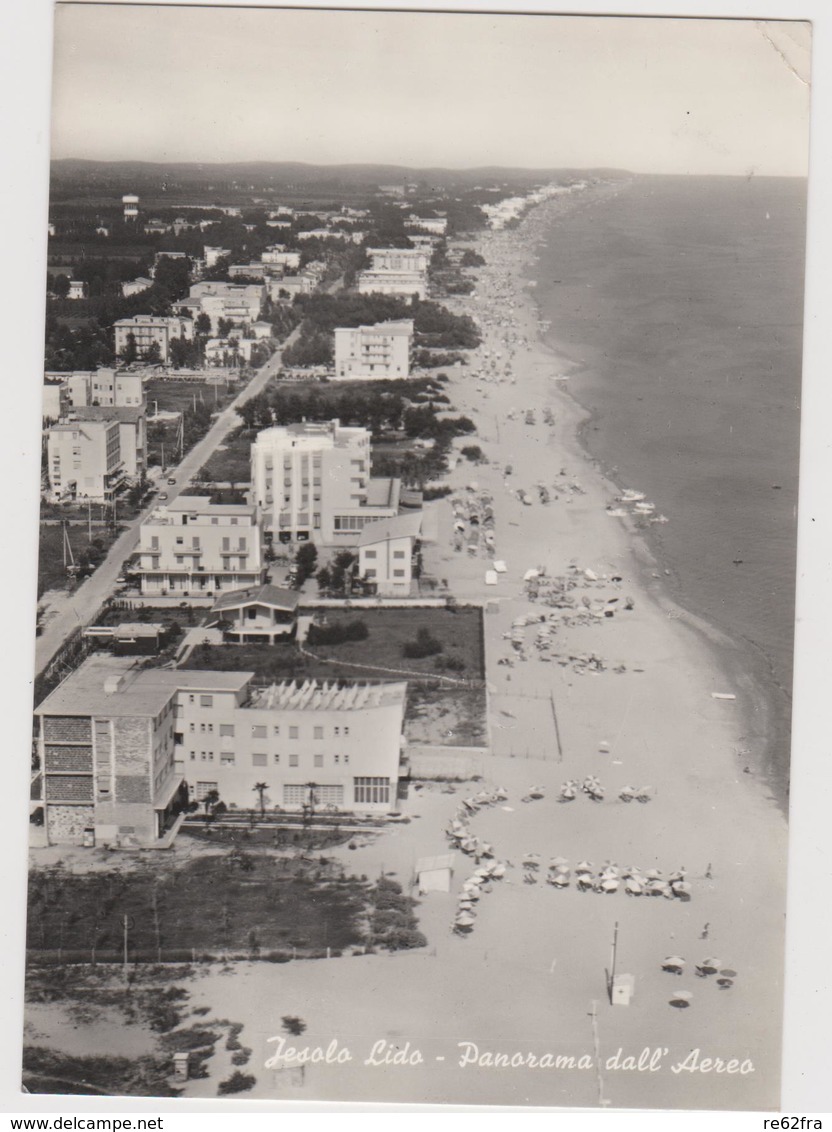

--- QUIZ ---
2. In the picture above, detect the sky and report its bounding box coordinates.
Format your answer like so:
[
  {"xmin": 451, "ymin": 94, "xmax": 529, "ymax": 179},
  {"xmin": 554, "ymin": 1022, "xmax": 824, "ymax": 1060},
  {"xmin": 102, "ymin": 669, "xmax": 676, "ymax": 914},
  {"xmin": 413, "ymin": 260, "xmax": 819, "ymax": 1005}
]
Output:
[{"xmin": 49, "ymin": 3, "xmax": 811, "ymax": 175}]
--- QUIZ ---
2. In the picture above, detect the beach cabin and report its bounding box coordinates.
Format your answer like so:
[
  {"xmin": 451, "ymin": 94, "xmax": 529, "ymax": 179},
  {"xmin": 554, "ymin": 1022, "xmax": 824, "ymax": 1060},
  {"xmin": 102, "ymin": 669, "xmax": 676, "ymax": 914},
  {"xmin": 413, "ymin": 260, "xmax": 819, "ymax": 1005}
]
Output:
[
  {"xmin": 415, "ymin": 853, "xmax": 455, "ymax": 894},
  {"xmin": 211, "ymin": 583, "xmax": 299, "ymax": 643}
]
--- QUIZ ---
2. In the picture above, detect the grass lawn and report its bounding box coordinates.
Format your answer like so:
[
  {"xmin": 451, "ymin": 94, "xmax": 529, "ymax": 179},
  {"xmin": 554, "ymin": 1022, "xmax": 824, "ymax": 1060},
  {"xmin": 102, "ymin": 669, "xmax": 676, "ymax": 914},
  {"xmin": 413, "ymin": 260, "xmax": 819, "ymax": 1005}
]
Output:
[
  {"xmin": 303, "ymin": 606, "xmax": 484, "ymax": 679},
  {"xmin": 181, "ymin": 607, "xmax": 488, "ymax": 746},
  {"xmin": 196, "ymin": 427, "xmax": 254, "ymax": 484},
  {"xmin": 27, "ymin": 854, "xmax": 369, "ymax": 956},
  {"xmin": 145, "ymin": 378, "xmax": 241, "ymax": 416},
  {"xmin": 184, "ymin": 606, "xmax": 484, "ymax": 682},
  {"xmin": 38, "ymin": 523, "xmax": 122, "ymax": 598}
]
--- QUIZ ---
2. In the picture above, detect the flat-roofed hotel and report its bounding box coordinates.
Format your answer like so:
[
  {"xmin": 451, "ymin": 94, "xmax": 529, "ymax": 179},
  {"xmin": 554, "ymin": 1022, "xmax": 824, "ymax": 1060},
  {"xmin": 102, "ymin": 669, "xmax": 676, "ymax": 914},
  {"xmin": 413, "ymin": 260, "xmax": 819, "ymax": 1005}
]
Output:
[{"xmin": 251, "ymin": 420, "xmax": 401, "ymax": 545}]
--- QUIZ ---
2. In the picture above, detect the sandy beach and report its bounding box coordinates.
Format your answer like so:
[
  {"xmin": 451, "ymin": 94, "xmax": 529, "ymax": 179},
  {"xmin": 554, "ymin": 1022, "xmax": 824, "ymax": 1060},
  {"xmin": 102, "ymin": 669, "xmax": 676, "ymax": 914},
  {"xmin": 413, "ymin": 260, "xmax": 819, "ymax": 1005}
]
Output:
[{"xmin": 164, "ymin": 188, "xmax": 789, "ymax": 1110}]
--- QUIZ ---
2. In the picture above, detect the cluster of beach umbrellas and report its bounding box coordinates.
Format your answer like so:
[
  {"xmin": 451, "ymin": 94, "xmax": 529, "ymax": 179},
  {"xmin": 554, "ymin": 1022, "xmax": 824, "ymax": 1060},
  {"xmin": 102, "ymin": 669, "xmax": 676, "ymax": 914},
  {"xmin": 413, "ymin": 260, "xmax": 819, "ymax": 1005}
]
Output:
[
  {"xmin": 453, "ymin": 860, "xmax": 508, "ymax": 935},
  {"xmin": 445, "ymin": 786, "xmax": 508, "ymax": 861},
  {"xmin": 558, "ymin": 779, "xmax": 653, "ymax": 804},
  {"xmin": 661, "ymin": 957, "xmax": 737, "ymax": 1007},
  {"xmin": 451, "ymin": 489, "xmax": 496, "ymax": 558},
  {"xmin": 520, "ymin": 860, "xmax": 693, "ymax": 900}
]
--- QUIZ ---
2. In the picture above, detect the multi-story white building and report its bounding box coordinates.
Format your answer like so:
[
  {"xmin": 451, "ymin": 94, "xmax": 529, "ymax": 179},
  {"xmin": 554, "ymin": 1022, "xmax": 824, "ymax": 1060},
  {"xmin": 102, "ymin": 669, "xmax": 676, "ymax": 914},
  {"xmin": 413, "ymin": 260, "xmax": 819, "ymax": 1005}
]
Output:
[
  {"xmin": 251, "ymin": 420, "xmax": 401, "ymax": 546},
  {"xmin": 357, "ymin": 511, "xmax": 422, "ymax": 595},
  {"xmin": 121, "ymin": 276, "xmax": 153, "ymax": 298},
  {"xmin": 367, "ymin": 248, "xmax": 431, "ymax": 273},
  {"xmin": 67, "ymin": 280, "xmax": 88, "ymax": 300},
  {"xmin": 228, "ymin": 263, "xmax": 266, "ymax": 280},
  {"xmin": 122, "ymin": 193, "xmax": 139, "ymax": 221},
  {"xmin": 261, "ymin": 248, "xmax": 301, "ymax": 271},
  {"xmin": 204, "ymin": 246, "xmax": 232, "ymax": 269},
  {"xmin": 356, "ymin": 248, "xmax": 429, "ymax": 300},
  {"xmin": 47, "ymin": 419, "xmax": 124, "ymax": 501},
  {"xmin": 266, "ymin": 274, "xmax": 316, "ymax": 302},
  {"xmin": 176, "ymin": 676, "xmax": 406, "ymax": 814},
  {"xmin": 65, "ymin": 406, "xmax": 146, "ymax": 480},
  {"xmin": 34, "ymin": 655, "xmax": 406, "ymax": 847},
  {"xmin": 113, "ymin": 315, "xmax": 195, "ymax": 363},
  {"xmin": 60, "ymin": 368, "xmax": 144, "ymax": 410},
  {"xmin": 334, "ymin": 319, "xmax": 414, "ymax": 380},
  {"xmin": 137, "ymin": 496, "xmax": 265, "ymax": 596},
  {"xmin": 406, "ymin": 215, "xmax": 448, "ymax": 236},
  {"xmin": 174, "ymin": 282, "xmax": 265, "ymax": 333}
]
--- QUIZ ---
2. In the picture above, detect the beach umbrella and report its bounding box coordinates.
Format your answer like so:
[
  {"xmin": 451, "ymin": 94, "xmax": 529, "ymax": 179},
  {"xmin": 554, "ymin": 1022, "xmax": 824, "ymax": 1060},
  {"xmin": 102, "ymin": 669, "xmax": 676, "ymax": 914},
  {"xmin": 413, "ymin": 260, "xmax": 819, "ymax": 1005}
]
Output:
[
  {"xmin": 671, "ymin": 881, "xmax": 692, "ymax": 901},
  {"xmin": 699, "ymin": 958, "xmax": 723, "ymax": 974},
  {"xmin": 576, "ymin": 875, "xmax": 594, "ymax": 891},
  {"xmin": 662, "ymin": 956, "xmax": 686, "ymax": 972},
  {"xmin": 717, "ymin": 978, "xmax": 734, "ymax": 989},
  {"xmin": 555, "ymin": 865, "xmax": 571, "ymax": 876},
  {"xmin": 490, "ymin": 863, "xmax": 506, "ymax": 879},
  {"xmin": 669, "ymin": 991, "xmax": 693, "ymax": 1009},
  {"xmin": 552, "ymin": 874, "xmax": 570, "ymax": 888},
  {"xmin": 549, "ymin": 856, "xmax": 569, "ymax": 868},
  {"xmin": 599, "ymin": 878, "xmax": 619, "ymax": 893},
  {"xmin": 719, "ymin": 968, "xmax": 738, "ymax": 979},
  {"xmin": 576, "ymin": 861, "xmax": 593, "ymax": 873},
  {"xmin": 455, "ymin": 913, "xmax": 476, "ymax": 927},
  {"xmin": 645, "ymin": 868, "xmax": 663, "ymax": 880}
]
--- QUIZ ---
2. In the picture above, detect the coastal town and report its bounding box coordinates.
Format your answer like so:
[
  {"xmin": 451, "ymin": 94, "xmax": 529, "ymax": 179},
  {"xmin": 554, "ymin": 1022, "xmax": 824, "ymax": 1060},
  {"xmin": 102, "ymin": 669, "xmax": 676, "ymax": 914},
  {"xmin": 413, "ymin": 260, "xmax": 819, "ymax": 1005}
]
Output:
[{"xmin": 24, "ymin": 165, "xmax": 787, "ymax": 1111}]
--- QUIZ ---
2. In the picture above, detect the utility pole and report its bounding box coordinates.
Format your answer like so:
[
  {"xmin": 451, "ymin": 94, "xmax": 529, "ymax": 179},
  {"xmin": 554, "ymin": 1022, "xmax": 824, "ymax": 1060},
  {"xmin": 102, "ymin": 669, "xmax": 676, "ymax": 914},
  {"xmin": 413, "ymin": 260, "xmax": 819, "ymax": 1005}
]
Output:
[
  {"xmin": 122, "ymin": 914, "xmax": 130, "ymax": 981},
  {"xmin": 87, "ymin": 498, "xmax": 92, "ymax": 543},
  {"xmin": 608, "ymin": 921, "xmax": 619, "ymax": 1003},
  {"xmin": 589, "ymin": 1001, "xmax": 608, "ymax": 1107}
]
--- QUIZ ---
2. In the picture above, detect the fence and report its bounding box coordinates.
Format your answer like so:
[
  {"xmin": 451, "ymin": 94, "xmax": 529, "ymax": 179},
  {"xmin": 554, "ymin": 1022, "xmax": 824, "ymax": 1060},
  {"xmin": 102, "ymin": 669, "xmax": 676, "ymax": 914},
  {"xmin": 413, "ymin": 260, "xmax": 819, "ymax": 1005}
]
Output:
[
  {"xmin": 407, "ymin": 745, "xmax": 487, "ymax": 780},
  {"xmin": 27, "ymin": 946, "xmax": 344, "ymax": 967}
]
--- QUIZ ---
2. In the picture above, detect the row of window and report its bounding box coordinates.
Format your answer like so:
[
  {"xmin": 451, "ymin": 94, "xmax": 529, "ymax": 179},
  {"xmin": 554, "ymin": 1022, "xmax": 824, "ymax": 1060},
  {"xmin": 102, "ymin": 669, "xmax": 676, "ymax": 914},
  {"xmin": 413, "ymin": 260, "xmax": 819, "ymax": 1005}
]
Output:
[
  {"xmin": 189, "ymin": 751, "xmax": 351, "ymax": 767},
  {"xmin": 194, "ymin": 777, "xmax": 389, "ymax": 805},
  {"xmin": 184, "ymin": 721, "xmax": 350, "ymax": 738}
]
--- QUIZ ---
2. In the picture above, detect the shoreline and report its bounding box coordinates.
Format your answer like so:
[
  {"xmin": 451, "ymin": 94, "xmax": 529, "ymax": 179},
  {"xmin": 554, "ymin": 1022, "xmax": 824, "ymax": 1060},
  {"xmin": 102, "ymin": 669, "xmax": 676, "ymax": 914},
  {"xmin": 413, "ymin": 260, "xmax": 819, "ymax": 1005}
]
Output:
[{"xmin": 510, "ymin": 185, "xmax": 789, "ymax": 813}]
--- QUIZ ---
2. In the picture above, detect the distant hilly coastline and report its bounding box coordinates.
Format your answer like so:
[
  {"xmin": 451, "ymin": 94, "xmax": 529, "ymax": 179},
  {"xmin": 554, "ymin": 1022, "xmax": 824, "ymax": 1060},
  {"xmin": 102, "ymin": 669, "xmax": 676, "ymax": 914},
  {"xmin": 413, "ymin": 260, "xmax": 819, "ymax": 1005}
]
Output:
[{"xmin": 50, "ymin": 158, "xmax": 631, "ymax": 188}]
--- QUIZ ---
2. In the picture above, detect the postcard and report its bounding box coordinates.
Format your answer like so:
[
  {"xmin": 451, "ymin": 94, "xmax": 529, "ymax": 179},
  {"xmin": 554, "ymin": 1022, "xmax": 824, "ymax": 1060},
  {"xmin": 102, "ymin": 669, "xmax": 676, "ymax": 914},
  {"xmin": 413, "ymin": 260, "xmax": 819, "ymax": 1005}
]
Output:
[{"xmin": 12, "ymin": 0, "xmax": 823, "ymax": 1113}]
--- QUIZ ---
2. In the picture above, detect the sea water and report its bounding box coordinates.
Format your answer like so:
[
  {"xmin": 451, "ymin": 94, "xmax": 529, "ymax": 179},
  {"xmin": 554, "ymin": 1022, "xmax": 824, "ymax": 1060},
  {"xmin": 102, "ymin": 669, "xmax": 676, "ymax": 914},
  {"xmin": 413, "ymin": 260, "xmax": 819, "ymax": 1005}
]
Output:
[{"xmin": 533, "ymin": 175, "xmax": 807, "ymax": 798}]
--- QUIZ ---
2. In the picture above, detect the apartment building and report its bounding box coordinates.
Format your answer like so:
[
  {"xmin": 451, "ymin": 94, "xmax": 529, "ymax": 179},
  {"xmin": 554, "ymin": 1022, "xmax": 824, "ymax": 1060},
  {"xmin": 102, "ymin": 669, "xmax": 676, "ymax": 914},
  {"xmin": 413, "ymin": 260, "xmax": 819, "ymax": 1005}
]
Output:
[
  {"xmin": 33, "ymin": 657, "xmax": 229, "ymax": 848},
  {"xmin": 47, "ymin": 419, "xmax": 124, "ymax": 501},
  {"xmin": 357, "ymin": 511, "xmax": 422, "ymax": 595},
  {"xmin": 42, "ymin": 381, "xmax": 67, "ymax": 424},
  {"xmin": 204, "ymin": 246, "xmax": 231, "ymax": 269},
  {"xmin": 261, "ymin": 248, "xmax": 301, "ymax": 271},
  {"xmin": 137, "ymin": 496, "xmax": 265, "ymax": 596},
  {"xmin": 175, "ymin": 676, "xmax": 406, "ymax": 813},
  {"xmin": 333, "ymin": 319, "xmax": 414, "ymax": 380},
  {"xmin": 356, "ymin": 248, "xmax": 429, "ymax": 300},
  {"xmin": 35, "ymin": 656, "xmax": 406, "ymax": 846},
  {"xmin": 68, "ymin": 280, "xmax": 88, "ymax": 300},
  {"xmin": 228, "ymin": 263, "xmax": 267, "ymax": 280},
  {"xmin": 121, "ymin": 277, "xmax": 153, "ymax": 298},
  {"xmin": 113, "ymin": 315, "xmax": 195, "ymax": 363},
  {"xmin": 65, "ymin": 405, "xmax": 146, "ymax": 479},
  {"xmin": 174, "ymin": 282, "xmax": 265, "ymax": 333},
  {"xmin": 251, "ymin": 420, "xmax": 401, "ymax": 546},
  {"xmin": 61, "ymin": 368, "xmax": 144, "ymax": 409},
  {"xmin": 122, "ymin": 194, "xmax": 139, "ymax": 220},
  {"xmin": 367, "ymin": 248, "xmax": 431, "ymax": 273},
  {"xmin": 266, "ymin": 274, "xmax": 316, "ymax": 302},
  {"xmin": 406, "ymin": 215, "xmax": 448, "ymax": 236}
]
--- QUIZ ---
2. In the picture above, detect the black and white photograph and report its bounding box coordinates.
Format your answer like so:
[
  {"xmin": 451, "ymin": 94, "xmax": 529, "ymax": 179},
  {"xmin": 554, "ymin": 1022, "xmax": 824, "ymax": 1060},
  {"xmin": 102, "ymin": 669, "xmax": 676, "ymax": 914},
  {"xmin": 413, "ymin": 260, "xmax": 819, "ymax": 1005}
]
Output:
[{"xmin": 7, "ymin": 0, "xmax": 827, "ymax": 1114}]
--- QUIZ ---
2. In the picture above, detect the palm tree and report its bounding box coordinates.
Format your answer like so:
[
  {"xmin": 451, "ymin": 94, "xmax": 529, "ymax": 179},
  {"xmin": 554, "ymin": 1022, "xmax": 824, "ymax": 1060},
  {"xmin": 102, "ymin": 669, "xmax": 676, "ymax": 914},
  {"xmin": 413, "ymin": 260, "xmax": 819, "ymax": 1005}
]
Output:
[{"xmin": 253, "ymin": 781, "xmax": 269, "ymax": 820}]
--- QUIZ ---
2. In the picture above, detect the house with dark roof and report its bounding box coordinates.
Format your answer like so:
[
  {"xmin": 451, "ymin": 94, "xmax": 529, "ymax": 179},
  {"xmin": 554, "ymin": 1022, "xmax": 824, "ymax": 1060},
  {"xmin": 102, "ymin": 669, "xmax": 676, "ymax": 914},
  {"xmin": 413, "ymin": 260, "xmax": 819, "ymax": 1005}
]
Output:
[{"xmin": 210, "ymin": 583, "xmax": 299, "ymax": 643}]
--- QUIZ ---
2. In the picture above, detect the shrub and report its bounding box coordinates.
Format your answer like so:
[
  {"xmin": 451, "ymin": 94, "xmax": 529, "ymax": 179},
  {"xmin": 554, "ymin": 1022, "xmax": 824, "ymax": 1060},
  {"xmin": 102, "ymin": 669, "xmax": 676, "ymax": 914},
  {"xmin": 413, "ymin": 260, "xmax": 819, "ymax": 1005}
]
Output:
[
  {"xmin": 434, "ymin": 654, "xmax": 465, "ymax": 673},
  {"xmin": 282, "ymin": 1015, "xmax": 307, "ymax": 1036},
  {"xmin": 218, "ymin": 1071, "xmax": 256, "ymax": 1095},
  {"xmin": 307, "ymin": 619, "xmax": 369, "ymax": 646},
  {"xmin": 402, "ymin": 627, "xmax": 443, "ymax": 659},
  {"xmin": 231, "ymin": 1048, "xmax": 252, "ymax": 1066},
  {"xmin": 460, "ymin": 445, "xmax": 484, "ymax": 462}
]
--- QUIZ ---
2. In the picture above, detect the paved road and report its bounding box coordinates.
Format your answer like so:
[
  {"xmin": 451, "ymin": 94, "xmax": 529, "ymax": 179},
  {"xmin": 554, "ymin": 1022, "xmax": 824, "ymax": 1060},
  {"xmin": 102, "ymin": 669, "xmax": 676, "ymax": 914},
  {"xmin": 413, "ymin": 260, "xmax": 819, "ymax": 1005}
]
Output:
[{"xmin": 34, "ymin": 330, "xmax": 298, "ymax": 677}]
